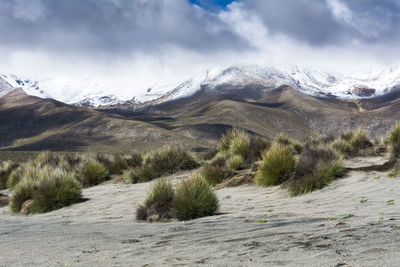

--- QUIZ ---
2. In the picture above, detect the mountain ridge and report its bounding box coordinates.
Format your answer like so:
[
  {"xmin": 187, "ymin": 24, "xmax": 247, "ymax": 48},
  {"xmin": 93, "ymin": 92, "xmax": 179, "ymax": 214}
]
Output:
[{"xmin": 3, "ymin": 65, "xmax": 400, "ymax": 108}]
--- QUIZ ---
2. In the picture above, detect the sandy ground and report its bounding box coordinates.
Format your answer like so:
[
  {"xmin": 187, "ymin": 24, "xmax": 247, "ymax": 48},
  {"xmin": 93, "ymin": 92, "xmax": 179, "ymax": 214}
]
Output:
[{"xmin": 1, "ymin": 156, "xmax": 400, "ymax": 267}]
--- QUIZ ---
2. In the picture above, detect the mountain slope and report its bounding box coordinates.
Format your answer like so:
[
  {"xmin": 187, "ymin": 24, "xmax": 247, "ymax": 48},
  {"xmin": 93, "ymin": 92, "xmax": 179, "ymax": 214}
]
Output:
[{"xmin": 0, "ymin": 89, "xmax": 204, "ymax": 151}]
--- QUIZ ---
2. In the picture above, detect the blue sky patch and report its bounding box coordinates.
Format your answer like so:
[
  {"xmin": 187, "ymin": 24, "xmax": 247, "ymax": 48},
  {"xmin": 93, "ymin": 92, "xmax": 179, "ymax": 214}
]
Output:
[{"xmin": 189, "ymin": 0, "xmax": 235, "ymax": 10}]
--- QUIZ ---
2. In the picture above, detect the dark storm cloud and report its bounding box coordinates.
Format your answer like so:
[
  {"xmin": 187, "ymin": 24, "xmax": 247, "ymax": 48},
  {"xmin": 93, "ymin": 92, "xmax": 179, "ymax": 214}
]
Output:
[{"xmin": 0, "ymin": 0, "xmax": 248, "ymax": 55}]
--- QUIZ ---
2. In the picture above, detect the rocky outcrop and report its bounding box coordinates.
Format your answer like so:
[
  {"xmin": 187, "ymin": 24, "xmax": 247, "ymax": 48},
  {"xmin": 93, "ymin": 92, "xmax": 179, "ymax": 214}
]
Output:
[{"xmin": 352, "ymin": 85, "xmax": 376, "ymax": 97}]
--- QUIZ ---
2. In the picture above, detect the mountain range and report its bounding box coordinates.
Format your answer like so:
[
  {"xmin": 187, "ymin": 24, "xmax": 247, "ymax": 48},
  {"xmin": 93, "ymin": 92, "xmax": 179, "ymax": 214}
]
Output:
[
  {"xmin": 1, "ymin": 65, "xmax": 400, "ymax": 151},
  {"xmin": 2, "ymin": 66, "xmax": 400, "ymax": 107}
]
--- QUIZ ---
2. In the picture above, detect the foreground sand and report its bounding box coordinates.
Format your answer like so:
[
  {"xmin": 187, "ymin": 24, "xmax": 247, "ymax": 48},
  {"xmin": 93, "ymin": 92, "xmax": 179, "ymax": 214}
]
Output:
[{"xmin": 1, "ymin": 157, "xmax": 399, "ymax": 266}]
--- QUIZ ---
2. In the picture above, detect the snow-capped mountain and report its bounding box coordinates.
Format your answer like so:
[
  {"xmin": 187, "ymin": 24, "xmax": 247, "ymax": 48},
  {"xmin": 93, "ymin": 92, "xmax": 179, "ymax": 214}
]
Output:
[{"xmin": 2, "ymin": 65, "xmax": 400, "ymax": 107}]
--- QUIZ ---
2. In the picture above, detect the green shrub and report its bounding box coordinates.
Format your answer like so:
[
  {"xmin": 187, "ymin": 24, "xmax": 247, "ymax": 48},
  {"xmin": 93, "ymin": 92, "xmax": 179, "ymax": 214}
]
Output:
[
  {"xmin": 136, "ymin": 178, "xmax": 175, "ymax": 221},
  {"xmin": 255, "ymin": 144, "xmax": 296, "ymax": 186},
  {"xmin": 7, "ymin": 166, "xmax": 25, "ymax": 190},
  {"xmin": 219, "ymin": 128, "xmax": 250, "ymax": 159},
  {"xmin": 108, "ymin": 155, "xmax": 129, "ymax": 174},
  {"xmin": 134, "ymin": 146, "xmax": 199, "ymax": 182},
  {"xmin": 0, "ymin": 161, "xmax": 19, "ymax": 189},
  {"xmin": 228, "ymin": 155, "xmax": 244, "ymax": 171},
  {"xmin": 80, "ymin": 161, "xmax": 109, "ymax": 186},
  {"xmin": 30, "ymin": 171, "xmax": 82, "ymax": 213},
  {"xmin": 287, "ymin": 147, "xmax": 346, "ymax": 196},
  {"xmin": 198, "ymin": 163, "xmax": 224, "ymax": 186},
  {"xmin": 9, "ymin": 178, "xmax": 36, "ymax": 213},
  {"xmin": 123, "ymin": 168, "xmax": 139, "ymax": 184},
  {"xmin": 172, "ymin": 175, "xmax": 219, "ymax": 220},
  {"xmin": 387, "ymin": 123, "xmax": 400, "ymax": 158},
  {"xmin": 9, "ymin": 167, "xmax": 82, "ymax": 213}
]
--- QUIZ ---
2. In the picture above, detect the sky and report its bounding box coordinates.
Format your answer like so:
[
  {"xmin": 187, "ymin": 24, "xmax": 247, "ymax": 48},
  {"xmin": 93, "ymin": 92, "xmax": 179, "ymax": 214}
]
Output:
[{"xmin": 0, "ymin": 0, "xmax": 400, "ymax": 98}]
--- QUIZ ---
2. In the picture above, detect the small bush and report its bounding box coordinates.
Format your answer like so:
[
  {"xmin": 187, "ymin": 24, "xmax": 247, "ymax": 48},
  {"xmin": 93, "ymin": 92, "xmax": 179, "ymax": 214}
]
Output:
[
  {"xmin": 134, "ymin": 146, "xmax": 199, "ymax": 182},
  {"xmin": 7, "ymin": 166, "xmax": 25, "ymax": 190},
  {"xmin": 108, "ymin": 155, "xmax": 129, "ymax": 174},
  {"xmin": 9, "ymin": 178, "xmax": 36, "ymax": 213},
  {"xmin": 219, "ymin": 128, "xmax": 250, "ymax": 159},
  {"xmin": 228, "ymin": 155, "xmax": 244, "ymax": 171},
  {"xmin": 387, "ymin": 123, "xmax": 400, "ymax": 158},
  {"xmin": 287, "ymin": 147, "xmax": 346, "ymax": 196},
  {"xmin": 0, "ymin": 161, "xmax": 19, "ymax": 189},
  {"xmin": 199, "ymin": 163, "xmax": 224, "ymax": 186},
  {"xmin": 123, "ymin": 168, "xmax": 140, "ymax": 184},
  {"xmin": 172, "ymin": 175, "xmax": 219, "ymax": 220},
  {"xmin": 136, "ymin": 178, "xmax": 175, "ymax": 221},
  {"xmin": 255, "ymin": 144, "xmax": 296, "ymax": 186},
  {"xmin": 80, "ymin": 161, "xmax": 109, "ymax": 186},
  {"xmin": 9, "ymin": 167, "xmax": 82, "ymax": 213}
]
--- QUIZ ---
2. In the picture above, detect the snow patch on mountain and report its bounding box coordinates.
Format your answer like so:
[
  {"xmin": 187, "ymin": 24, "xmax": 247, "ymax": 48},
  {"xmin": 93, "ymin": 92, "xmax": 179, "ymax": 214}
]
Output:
[{"xmin": 2, "ymin": 65, "xmax": 400, "ymax": 106}]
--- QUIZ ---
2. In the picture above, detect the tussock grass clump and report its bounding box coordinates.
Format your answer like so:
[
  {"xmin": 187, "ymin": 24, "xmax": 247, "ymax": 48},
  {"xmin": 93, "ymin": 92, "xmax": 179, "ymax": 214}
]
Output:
[
  {"xmin": 80, "ymin": 161, "xmax": 109, "ymax": 186},
  {"xmin": 131, "ymin": 146, "xmax": 199, "ymax": 183},
  {"xmin": 9, "ymin": 167, "xmax": 81, "ymax": 214},
  {"xmin": 198, "ymin": 163, "xmax": 224, "ymax": 186},
  {"xmin": 387, "ymin": 123, "xmax": 400, "ymax": 158},
  {"xmin": 34, "ymin": 151, "xmax": 60, "ymax": 168},
  {"xmin": 349, "ymin": 128, "xmax": 372, "ymax": 151},
  {"xmin": 219, "ymin": 128, "xmax": 270, "ymax": 163},
  {"xmin": 136, "ymin": 178, "xmax": 175, "ymax": 221},
  {"xmin": 0, "ymin": 161, "xmax": 19, "ymax": 189},
  {"xmin": 197, "ymin": 154, "xmax": 233, "ymax": 186},
  {"xmin": 274, "ymin": 133, "xmax": 303, "ymax": 154},
  {"xmin": 219, "ymin": 128, "xmax": 250, "ymax": 159},
  {"xmin": 228, "ymin": 155, "xmax": 244, "ymax": 171},
  {"xmin": 287, "ymin": 147, "xmax": 346, "ymax": 196},
  {"xmin": 334, "ymin": 128, "xmax": 372, "ymax": 156},
  {"xmin": 6, "ymin": 166, "xmax": 25, "ymax": 190},
  {"xmin": 255, "ymin": 143, "xmax": 296, "ymax": 187},
  {"xmin": 172, "ymin": 175, "xmax": 219, "ymax": 221}
]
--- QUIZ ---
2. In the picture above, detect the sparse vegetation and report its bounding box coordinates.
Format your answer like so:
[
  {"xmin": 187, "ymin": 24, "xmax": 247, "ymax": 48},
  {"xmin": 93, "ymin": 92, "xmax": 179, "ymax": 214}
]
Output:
[
  {"xmin": 172, "ymin": 175, "xmax": 219, "ymax": 221},
  {"xmin": 274, "ymin": 133, "xmax": 303, "ymax": 154},
  {"xmin": 219, "ymin": 128, "xmax": 250, "ymax": 159},
  {"xmin": 0, "ymin": 161, "xmax": 19, "ymax": 189},
  {"xmin": 287, "ymin": 147, "xmax": 346, "ymax": 196},
  {"xmin": 228, "ymin": 155, "xmax": 244, "ymax": 171},
  {"xmin": 130, "ymin": 145, "xmax": 199, "ymax": 183},
  {"xmin": 333, "ymin": 128, "xmax": 372, "ymax": 157},
  {"xmin": 9, "ymin": 167, "xmax": 82, "ymax": 214},
  {"xmin": 255, "ymin": 143, "xmax": 296, "ymax": 187},
  {"xmin": 6, "ymin": 166, "xmax": 25, "ymax": 190},
  {"xmin": 136, "ymin": 178, "xmax": 175, "ymax": 221},
  {"xmin": 80, "ymin": 161, "xmax": 109, "ymax": 186},
  {"xmin": 198, "ymin": 163, "xmax": 225, "ymax": 186},
  {"xmin": 387, "ymin": 123, "xmax": 400, "ymax": 158}
]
